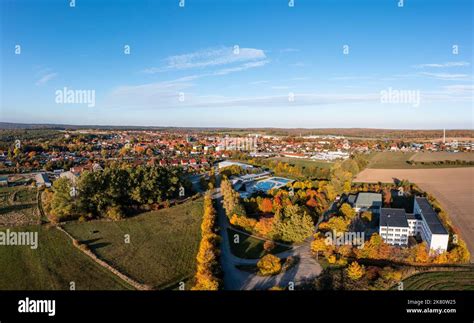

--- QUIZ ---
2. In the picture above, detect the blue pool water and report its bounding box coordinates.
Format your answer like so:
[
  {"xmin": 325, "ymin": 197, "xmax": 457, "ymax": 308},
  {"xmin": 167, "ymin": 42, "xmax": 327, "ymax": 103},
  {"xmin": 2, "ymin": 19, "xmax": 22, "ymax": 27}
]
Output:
[{"xmin": 253, "ymin": 181, "xmax": 276, "ymax": 191}]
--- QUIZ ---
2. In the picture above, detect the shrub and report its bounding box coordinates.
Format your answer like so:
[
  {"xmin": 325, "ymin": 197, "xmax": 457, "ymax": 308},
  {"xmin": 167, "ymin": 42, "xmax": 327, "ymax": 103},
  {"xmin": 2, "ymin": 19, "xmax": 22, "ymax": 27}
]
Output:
[
  {"xmin": 346, "ymin": 261, "xmax": 365, "ymax": 280},
  {"xmin": 257, "ymin": 254, "xmax": 282, "ymax": 276},
  {"xmin": 106, "ymin": 205, "xmax": 124, "ymax": 221},
  {"xmin": 263, "ymin": 240, "xmax": 275, "ymax": 253}
]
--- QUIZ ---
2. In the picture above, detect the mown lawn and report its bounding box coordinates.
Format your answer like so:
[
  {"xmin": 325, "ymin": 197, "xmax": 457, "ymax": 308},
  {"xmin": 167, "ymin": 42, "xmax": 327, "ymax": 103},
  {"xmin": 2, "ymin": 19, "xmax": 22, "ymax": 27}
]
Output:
[
  {"xmin": 0, "ymin": 225, "xmax": 132, "ymax": 290},
  {"xmin": 63, "ymin": 198, "xmax": 204, "ymax": 289},
  {"xmin": 401, "ymin": 270, "xmax": 474, "ymax": 290},
  {"xmin": 228, "ymin": 228, "xmax": 291, "ymax": 259}
]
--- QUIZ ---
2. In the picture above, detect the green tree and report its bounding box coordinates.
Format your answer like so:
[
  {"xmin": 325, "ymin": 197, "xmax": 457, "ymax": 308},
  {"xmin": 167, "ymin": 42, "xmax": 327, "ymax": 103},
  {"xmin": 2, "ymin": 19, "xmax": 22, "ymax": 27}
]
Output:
[
  {"xmin": 272, "ymin": 205, "xmax": 314, "ymax": 243},
  {"xmin": 49, "ymin": 177, "xmax": 77, "ymax": 222}
]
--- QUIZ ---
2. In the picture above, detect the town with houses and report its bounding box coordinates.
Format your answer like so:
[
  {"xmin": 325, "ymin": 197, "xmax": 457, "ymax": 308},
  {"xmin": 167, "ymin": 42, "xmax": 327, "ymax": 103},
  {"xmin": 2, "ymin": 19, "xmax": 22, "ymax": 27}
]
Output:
[{"xmin": 1, "ymin": 129, "xmax": 472, "ymax": 187}]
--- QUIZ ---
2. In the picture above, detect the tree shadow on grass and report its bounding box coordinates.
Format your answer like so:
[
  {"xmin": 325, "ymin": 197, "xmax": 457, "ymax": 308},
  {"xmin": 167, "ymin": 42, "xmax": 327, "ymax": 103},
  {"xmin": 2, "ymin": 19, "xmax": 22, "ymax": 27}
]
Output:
[
  {"xmin": 0, "ymin": 203, "xmax": 33, "ymax": 215},
  {"xmin": 88, "ymin": 242, "xmax": 111, "ymax": 251},
  {"xmin": 79, "ymin": 238, "xmax": 111, "ymax": 251}
]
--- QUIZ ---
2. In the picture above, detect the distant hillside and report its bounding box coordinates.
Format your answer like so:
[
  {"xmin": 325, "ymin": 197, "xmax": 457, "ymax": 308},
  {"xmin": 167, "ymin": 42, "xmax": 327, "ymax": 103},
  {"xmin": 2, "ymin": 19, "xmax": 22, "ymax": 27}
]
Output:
[{"xmin": 0, "ymin": 122, "xmax": 472, "ymax": 139}]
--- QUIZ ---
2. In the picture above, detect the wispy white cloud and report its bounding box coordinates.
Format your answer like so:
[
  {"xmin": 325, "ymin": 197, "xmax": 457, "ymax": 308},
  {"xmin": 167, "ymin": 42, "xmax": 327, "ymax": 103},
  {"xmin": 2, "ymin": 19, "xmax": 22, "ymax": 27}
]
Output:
[
  {"xmin": 105, "ymin": 84, "xmax": 380, "ymax": 109},
  {"xmin": 180, "ymin": 93, "xmax": 380, "ymax": 108},
  {"xmin": 35, "ymin": 72, "xmax": 57, "ymax": 86},
  {"xmin": 143, "ymin": 46, "xmax": 266, "ymax": 73},
  {"xmin": 412, "ymin": 61, "xmax": 470, "ymax": 69},
  {"xmin": 441, "ymin": 84, "xmax": 474, "ymax": 95},
  {"xmin": 105, "ymin": 80, "xmax": 473, "ymax": 110},
  {"xmin": 419, "ymin": 72, "xmax": 470, "ymax": 81},
  {"xmin": 104, "ymin": 78, "xmax": 194, "ymax": 108},
  {"xmin": 213, "ymin": 60, "xmax": 269, "ymax": 76}
]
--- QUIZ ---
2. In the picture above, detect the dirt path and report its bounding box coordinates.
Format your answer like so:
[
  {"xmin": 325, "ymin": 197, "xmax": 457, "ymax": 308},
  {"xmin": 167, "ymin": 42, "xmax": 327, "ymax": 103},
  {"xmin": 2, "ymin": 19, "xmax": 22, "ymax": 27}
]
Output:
[
  {"xmin": 355, "ymin": 167, "xmax": 474, "ymax": 262},
  {"xmin": 56, "ymin": 226, "xmax": 149, "ymax": 290}
]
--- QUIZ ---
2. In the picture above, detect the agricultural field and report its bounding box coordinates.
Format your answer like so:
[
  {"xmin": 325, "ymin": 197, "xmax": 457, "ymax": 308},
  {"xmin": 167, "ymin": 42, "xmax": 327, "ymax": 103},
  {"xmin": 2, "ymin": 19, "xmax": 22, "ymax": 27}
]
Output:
[
  {"xmin": 63, "ymin": 198, "xmax": 204, "ymax": 289},
  {"xmin": 0, "ymin": 225, "xmax": 132, "ymax": 290},
  {"xmin": 400, "ymin": 270, "xmax": 474, "ymax": 290},
  {"xmin": 355, "ymin": 167, "xmax": 474, "ymax": 262},
  {"xmin": 367, "ymin": 152, "xmax": 415, "ymax": 169},
  {"xmin": 227, "ymin": 228, "xmax": 291, "ymax": 259},
  {"xmin": 367, "ymin": 152, "xmax": 474, "ymax": 169},
  {"xmin": 0, "ymin": 186, "xmax": 40, "ymax": 226},
  {"xmin": 270, "ymin": 157, "xmax": 334, "ymax": 169},
  {"xmin": 410, "ymin": 151, "xmax": 474, "ymax": 162}
]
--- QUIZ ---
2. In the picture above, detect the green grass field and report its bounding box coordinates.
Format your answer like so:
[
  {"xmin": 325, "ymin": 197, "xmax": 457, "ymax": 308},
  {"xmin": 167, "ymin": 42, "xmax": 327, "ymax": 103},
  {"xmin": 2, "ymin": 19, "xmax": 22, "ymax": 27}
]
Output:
[
  {"xmin": 367, "ymin": 152, "xmax": 416, "ymax": 169},
  {"xmin": 410, "ymin": 151, "xmax": 474, "ymax": 162},
  {"xmin": 227, "ymin": 228, "xmax": 291, "ymax": 259},
  {"xmin": 401, "ymin": 270, "xmax": 474, "ymax": 290},
  {"xmin": 270, "ymin": 157, "xmax": 334, "ymax": 169},
  {"xmin": 0, "ymin": 225, "xmax": 132, "ymax": 290},
  {"xmin": 367, "ymin": 152, "xmax": 474, "ymax": 169},
  {"xmin": 63, "ymin": 198, "xmax": 204, "ymax": 289}
]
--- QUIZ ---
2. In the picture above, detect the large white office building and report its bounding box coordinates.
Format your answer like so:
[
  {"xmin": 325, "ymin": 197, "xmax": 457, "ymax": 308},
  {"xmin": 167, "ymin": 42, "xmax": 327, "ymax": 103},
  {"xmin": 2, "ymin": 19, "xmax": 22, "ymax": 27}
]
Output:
[
  {"xmin": 379, "ymin": 197, "xmax": 449, "ymax": 253},
  {"xmin": 379, "ymin": 208, "xmax": 410, "ymax": 246},
  {"xmin": 413, "ymin": 197, "xmax": 449, "ymax": 253}
]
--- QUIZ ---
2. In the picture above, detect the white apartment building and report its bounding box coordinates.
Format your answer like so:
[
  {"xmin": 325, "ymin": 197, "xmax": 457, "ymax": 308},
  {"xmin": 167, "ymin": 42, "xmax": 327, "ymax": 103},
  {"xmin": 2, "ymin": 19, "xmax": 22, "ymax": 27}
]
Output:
[
  {"xmin": 413, "ymin": 197, "xmax": 449, "ymax": 253},
  {"xmin": 378, "ymin": 197, "xmax": 449, "ymax": 253},
  {"xmin": 379, "ymin": 208, "xmax": 410, "ymax": 246}
]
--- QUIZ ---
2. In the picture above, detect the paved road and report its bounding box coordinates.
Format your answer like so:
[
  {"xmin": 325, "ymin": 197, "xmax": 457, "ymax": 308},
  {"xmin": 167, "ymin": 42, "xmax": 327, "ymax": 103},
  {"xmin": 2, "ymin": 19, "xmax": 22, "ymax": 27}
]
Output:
[{"xmin": 213, "ymin": 183, "xmax": 322, "ymax": 290}]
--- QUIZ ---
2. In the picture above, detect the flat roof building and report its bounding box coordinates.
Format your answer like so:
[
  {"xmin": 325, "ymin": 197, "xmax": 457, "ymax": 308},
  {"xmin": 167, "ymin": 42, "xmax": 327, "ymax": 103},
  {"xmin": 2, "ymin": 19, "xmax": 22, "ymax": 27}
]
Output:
[
  {"xmin": 353, "ymin": 192, "xmax": 382, "ymax": 214},
  {"xmin": 36, "ymin": 173, "xmax": 51, "ymax": 188},
  {"xmin": 379, "ymin": 208, "xmax": 409, "ymax": 246},
  {"xmin": 378, "ymin": 196, "xmax": 449, "ymax": 253}
]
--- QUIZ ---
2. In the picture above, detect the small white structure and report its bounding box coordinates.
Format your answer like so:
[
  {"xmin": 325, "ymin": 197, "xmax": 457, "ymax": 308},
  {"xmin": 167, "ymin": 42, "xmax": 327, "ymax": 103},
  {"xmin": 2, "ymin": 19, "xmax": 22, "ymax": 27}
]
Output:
[
  {"xmin": 311, "ymin": 151, "xmax": 349, "ymax": 161},
  {"xmin": 352, "ymin": 192, "xmax": 382, "ymax": 214},
  {"xmin": 217, "ymin": 161, "xmax": 254, "ymax": 170},
  {"xmin": 36, "ymin": 173, "xmax": 51, "ymax": 188}
]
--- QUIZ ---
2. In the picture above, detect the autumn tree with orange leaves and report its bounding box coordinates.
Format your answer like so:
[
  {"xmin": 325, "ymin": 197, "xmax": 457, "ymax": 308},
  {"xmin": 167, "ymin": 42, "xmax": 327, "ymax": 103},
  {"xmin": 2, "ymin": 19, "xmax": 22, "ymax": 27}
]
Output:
[{"xmin": 259, "ymin": 198, "xmax": 274, "ymax": 213}]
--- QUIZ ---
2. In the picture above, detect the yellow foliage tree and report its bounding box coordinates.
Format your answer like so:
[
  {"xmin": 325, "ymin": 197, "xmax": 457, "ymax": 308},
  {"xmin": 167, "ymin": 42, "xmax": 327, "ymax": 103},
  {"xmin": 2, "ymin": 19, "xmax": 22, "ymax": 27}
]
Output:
[
  {"xmin": 257, "ymin": 254, "xmax": 282, "ymax": 276},
  {"xmin": 192, "ymin": 193, "xmax": 220, "ymax": 290},
  {"xmin": 346, "ymin": 261, "xmax": 365, "ymax": 280},
  {"xmin": 255, "ymin": 217, "xmax": 274, "ymax": 237},
  {"xmin": 311, "ymin": 233, "xmax": 329, "ymax": 255},
  {"xmin": 230, "ymin": 214, "xmax": 257, "ymax": 232}
]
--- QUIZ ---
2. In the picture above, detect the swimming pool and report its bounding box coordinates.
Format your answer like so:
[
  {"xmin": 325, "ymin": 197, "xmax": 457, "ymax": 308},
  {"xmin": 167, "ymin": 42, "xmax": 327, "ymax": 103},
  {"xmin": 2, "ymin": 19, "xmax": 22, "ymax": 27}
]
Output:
[
  {"xmin": 253, "ymin": 181, "xmax": 276, "ymax": 191},
  {"xmin": 271, "ymin": 177, "xmax": 292, "ymax": 184}
]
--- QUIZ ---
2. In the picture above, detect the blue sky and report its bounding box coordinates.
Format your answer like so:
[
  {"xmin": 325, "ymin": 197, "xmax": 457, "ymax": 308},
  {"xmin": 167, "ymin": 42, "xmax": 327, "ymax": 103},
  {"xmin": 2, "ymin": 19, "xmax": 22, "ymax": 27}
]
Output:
[{"xmin": 1, "ymin": 0, "xmax": 473, "ymax": 128}]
